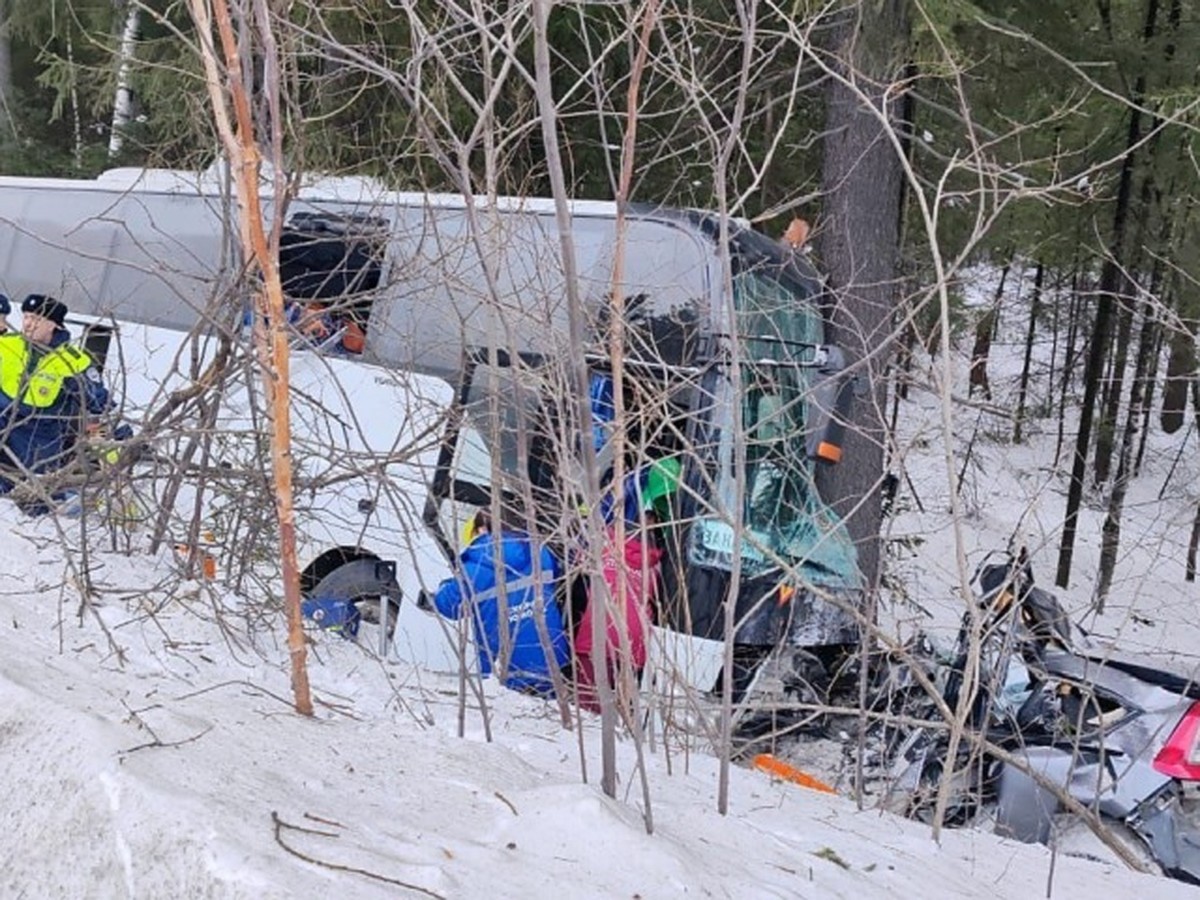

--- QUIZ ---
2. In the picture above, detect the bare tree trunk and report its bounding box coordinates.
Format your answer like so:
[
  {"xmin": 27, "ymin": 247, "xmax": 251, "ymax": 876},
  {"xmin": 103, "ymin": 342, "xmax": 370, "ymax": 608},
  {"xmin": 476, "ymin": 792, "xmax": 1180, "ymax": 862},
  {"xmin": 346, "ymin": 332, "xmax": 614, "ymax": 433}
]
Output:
[
  {"xmin": 893, "ymin": 317, "xmax": 917, "ymax": 402},
  {"xmin": 1056, "ymin": 269, "xmax": 1116, "ymax": 588},
  {"xmin": 1134, "ymin": 256, "xmax": 1168, "ymax": 476},
  {"xmin": 1134, "ymin": 310, "xmax": 1163, "ymax": 475},
  {"xmin": 531, "ymin": 0, "xmax": 613, "ymax": 796},
  {"xmin": 1187, "ymin": 501, "xmax": 1200, "ymax": 583},
  {"xmin": 1161, "ymin": 325, "xmax": 1195, "ymax": 434},
  {"xmin": 108, "ymin": 1, "xmax": 140, "ymax": 158},
  {"xmin": 1095, "ymin": 296, "xmax": 1157, "ymax": 609},
  {"xmin": 599, "ymin": 0, "xmax": 659, "ymax": 834},
  {"xmin": 1046, "ymin": 270, "xmax": 1062, "ymax": 397},
  {"xmin": 968, "ymin": 261, "xmax": 1008, "ymax": 401},
  {"xmin": 188, "ymin": 0, "xmax": 312, "ymax": 716},
  {"xmin": 812, "ymin": 0, "xmax": 907, "ymax": 593},
  {"xmin": 1053, "ymin": 275, "xmax": 1082, "ymax": 469},
  {"xmin": 0, "ymin": 0, "xmax": 15, "ymax": 143},
  {"xmin": 1058, "ymin": 0, "xmax": 1163, "ymax": 586},
  {"xmin": 1055, "ymin": 76, "xmax": 1149, "ymax": 586},
  {"xmin": 1095, "ymin": 139, "xmax": 1168, "ymax": 485},
  {"xmin": 709, "ymin": 0, "xmax": 761, "ymax": 820},
  {"xmin": 1093, "ymin": 268, "xmax": 1138, "ymax": 486},
  {"xmin": 65, "ymin": 28, "xmax": 84, "ymax": 168},
  {"xmin": 1159, "ymin": 197, "xmax": 1196, "ymax": 436},
  {"xmin": 1013, "ymin": 260, "xmax": 1044, "ymax": 444}
]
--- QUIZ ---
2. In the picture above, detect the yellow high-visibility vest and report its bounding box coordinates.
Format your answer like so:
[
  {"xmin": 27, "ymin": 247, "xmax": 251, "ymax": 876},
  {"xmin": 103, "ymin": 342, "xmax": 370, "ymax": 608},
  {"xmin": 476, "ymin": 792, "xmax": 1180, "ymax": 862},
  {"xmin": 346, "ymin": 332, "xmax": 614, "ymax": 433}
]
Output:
[{"xmin": 0, "ymin": 334, "xmax": 93, "ymax": 408}]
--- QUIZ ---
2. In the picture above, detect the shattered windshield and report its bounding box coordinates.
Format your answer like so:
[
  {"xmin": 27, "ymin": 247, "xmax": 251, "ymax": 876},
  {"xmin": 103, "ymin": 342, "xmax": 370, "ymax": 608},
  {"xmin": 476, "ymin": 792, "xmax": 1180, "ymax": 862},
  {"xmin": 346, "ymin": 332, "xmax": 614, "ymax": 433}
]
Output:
[{"xmin": 688, "ymin": 265, "xmax": 860, "ymax": 587}]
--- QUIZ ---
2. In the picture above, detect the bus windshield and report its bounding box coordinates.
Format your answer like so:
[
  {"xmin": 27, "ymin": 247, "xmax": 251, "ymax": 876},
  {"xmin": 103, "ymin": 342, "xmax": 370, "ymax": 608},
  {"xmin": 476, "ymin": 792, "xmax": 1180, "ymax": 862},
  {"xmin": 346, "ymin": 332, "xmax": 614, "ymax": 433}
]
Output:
[{"xmin": 688, "ymin": 264, "xmax": 860, "ymax": 588}]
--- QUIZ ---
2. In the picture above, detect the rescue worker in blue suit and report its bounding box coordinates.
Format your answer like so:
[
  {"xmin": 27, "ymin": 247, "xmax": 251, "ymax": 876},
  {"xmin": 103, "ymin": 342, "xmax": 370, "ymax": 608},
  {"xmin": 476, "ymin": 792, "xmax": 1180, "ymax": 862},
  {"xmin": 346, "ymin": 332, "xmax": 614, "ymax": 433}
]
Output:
[
  {"xmin": 0, "ymin": 295, "xmax": 110, "ymax": 494},
  {"xmin": 431, "ymin": 508, "xmax": 569, "ymax": 696}
]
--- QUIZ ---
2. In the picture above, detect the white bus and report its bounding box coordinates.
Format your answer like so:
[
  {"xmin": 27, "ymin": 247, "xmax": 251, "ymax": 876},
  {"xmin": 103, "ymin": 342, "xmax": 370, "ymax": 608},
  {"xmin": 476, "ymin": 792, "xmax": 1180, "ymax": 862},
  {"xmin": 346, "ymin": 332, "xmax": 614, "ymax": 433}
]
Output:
[{"xmin": 0, "ymin": 164, "xmax": 863, "ymax": 699}]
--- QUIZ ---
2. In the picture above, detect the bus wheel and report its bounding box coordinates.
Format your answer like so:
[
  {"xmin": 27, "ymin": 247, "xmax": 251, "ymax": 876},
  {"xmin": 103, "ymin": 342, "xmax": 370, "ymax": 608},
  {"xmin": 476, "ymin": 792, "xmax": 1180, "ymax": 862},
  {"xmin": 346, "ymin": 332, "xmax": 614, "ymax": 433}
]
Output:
[{"xmin": 302, "ymin": 550, "xmax": 402, "ymax": 644}]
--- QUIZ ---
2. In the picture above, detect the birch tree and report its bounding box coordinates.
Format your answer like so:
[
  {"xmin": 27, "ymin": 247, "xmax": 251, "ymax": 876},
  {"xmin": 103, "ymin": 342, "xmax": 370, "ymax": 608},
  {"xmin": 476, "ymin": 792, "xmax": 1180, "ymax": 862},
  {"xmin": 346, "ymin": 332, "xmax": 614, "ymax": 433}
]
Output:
[{"xmin": 107, "ymin": 0, "xmax": 140, "ymax": 157}]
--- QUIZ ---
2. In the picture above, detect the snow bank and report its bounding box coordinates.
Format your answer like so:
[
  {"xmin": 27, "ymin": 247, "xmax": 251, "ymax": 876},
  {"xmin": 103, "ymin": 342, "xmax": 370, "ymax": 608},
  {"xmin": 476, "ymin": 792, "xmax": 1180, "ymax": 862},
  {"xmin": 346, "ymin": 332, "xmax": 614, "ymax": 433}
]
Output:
[{"xmin": 1, "ymin": 495, "xmax": 1193, "ymax": 899}]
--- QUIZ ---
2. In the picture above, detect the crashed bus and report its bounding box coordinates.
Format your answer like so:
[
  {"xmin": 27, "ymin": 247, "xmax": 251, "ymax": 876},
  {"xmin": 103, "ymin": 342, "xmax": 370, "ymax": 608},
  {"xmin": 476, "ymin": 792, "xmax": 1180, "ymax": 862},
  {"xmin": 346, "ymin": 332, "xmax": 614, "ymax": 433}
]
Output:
[{"xmin": 0, "ymin": 164, "xmax": 862, "ymax": 699}]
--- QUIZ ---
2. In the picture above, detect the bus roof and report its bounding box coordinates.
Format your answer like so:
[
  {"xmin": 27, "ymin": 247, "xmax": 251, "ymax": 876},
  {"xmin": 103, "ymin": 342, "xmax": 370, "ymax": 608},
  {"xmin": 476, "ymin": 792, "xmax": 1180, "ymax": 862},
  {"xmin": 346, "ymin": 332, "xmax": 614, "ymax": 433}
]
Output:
[{"xmin": 0, "ymin": 164, "xmax": 677, "ymax": 224}]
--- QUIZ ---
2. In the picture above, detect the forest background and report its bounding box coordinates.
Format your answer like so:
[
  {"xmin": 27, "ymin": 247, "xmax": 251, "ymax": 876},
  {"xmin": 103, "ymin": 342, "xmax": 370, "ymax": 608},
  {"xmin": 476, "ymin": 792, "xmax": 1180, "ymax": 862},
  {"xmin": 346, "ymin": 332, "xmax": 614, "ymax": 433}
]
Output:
[
  {"xmin": 1, "ymin": 0, "xmax": 1199, "ymax": 879},
  {"xmin": 3, "ymin": 0, "xmax": 1197, "ymax": 595}
]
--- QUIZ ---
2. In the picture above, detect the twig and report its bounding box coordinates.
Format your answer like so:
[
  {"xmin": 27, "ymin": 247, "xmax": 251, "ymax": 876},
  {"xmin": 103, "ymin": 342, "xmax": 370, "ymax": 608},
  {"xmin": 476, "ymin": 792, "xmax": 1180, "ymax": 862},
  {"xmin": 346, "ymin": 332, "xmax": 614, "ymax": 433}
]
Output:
[
  {"xmin": 275, "ymin": 815, "xmax": 340, "ymax": 839},
  {"xmin": 1158, "ymin": 420, "xmax": 1192, "ymax": 499},
  {"xmin": 493, "ymin": 791, "xmax": 518, "ymax": 816},
  {"xmin": 312, "ymin": 696, "xmax": 363, "ymax": 720},
  {"xmin": 270, "ymin": 811, "xmax": 445, "ymax": 898},
  {"xmin": 303, "ymin": 812, "xmax": 346, "ymax": 829},
  {"xmin": 119, "ymin": 725, "xmax": 213, "ymax": 758},
  {"xmin": 173, "ymin": 679, "xmax": 297, "ymax": 709}
]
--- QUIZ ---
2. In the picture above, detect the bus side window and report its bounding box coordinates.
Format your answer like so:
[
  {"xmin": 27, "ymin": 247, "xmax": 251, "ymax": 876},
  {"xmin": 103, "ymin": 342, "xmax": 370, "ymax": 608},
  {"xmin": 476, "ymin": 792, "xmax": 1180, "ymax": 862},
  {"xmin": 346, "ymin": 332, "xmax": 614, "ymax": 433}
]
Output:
[
  {"xmin": 278, "ymin": 212, "xmax": 386, "ymax": 355},
  {"xmin": 80, "ymin": 322, "xmax": 115, "ymax": 373}
]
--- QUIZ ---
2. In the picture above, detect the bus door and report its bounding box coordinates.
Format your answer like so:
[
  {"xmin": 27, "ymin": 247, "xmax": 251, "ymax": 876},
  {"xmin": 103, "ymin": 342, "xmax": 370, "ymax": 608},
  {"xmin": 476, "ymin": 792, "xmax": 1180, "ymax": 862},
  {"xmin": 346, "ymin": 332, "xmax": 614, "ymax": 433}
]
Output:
[
  {"xmin": 424, "ymin": 343, "xmax": 746, "ymax": 693},
  {"xmin": 424, "ymin": 345, "xmax": 700, "ymax": 561},
  {"xmin": 423, "ymin": 348, "xmax": 564, "ymax": 560}
]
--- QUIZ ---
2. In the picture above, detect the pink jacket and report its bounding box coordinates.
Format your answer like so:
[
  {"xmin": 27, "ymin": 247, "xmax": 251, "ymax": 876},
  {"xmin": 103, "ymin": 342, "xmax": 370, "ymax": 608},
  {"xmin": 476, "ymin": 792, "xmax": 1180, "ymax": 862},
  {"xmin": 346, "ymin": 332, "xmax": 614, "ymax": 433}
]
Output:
[{"xmin": 574, "ymin": 532, "xmax": 664, "ymax": 669}]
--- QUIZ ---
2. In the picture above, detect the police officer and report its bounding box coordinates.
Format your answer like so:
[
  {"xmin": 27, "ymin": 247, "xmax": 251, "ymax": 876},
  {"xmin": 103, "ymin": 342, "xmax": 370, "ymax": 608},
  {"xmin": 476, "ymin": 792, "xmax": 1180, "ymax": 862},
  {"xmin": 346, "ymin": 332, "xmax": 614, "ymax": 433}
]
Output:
[{"xmin": 0, "ymin": 294, "xmax": 110, "ymax": 492}]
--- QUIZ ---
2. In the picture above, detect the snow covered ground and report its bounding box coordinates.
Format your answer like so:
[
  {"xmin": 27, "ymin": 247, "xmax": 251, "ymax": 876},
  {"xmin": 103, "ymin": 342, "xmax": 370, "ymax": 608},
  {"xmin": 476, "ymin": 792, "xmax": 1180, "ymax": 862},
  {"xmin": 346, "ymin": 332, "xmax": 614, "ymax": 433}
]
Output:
[
  {"xmin": 884, "ymin": 264, "xmax": 1200, "ymax": 667},
  {"xmin": 2, "ymin": 504, "xmax": 1192, "ymax": 900},
  {"xmin": 2, "ymin": 263, "xmax": 1198, "ymax": 898}
]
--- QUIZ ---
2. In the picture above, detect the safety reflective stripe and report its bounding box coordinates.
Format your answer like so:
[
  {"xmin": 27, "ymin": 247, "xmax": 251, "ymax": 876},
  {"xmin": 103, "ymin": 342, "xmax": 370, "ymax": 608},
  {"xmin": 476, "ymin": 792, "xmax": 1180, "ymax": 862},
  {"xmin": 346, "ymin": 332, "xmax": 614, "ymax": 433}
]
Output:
[
  {"xmin": 0, "ymin": 337, "xmax": 92, "ymax": 408},
  {"xmin": 470, "ymin": 574, "xmax": 541, "ymax": 605}
]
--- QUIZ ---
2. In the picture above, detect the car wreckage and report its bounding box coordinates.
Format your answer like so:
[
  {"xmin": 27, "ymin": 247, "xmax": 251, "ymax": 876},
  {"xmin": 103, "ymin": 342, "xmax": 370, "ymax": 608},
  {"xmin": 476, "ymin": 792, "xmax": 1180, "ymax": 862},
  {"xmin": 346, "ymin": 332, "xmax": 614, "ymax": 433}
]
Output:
[{"xmin": 860, "ymin": 551, "xmax": 1200, "ymax": 884}]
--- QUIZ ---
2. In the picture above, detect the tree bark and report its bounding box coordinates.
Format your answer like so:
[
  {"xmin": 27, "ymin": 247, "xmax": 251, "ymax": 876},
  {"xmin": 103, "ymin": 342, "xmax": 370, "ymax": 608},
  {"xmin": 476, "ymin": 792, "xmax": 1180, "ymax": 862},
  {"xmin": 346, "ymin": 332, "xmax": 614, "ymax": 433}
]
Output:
[
  {"xmin": 1161, "ymin": 327, "xmax": 1195, "ymax": 434},
  {"xmin": 1160, "ymin": 207, "xmax": 1197, "ymax": 435},
  {"xmin": 1093, "ymin": 284, "xmax": 1134, "ymax": 487},
  {"xmin": 1095, "ymin": 296, "xmax": 1157, "ymax": 609},
  {"xmin": 813, "ymin": 0, "xmax": 908, "ymax": 591},
  {"xmin": 108, "ymin": 1, "xmax": 140, "ymax": 158},
  {"xmin": 1013, "ymin": 260, "xmax": 1044, "ymax": 444},
  {"xmin": 1055, "ymin": 0, "xmax": 1155, "ymax": 587},
  {"xmin": 1054, "ymin": 269, "xmax": 1082, "ymax": 468},
  {"xmin": 1134, "ymin": 261, "xmax": 1166, "ymax": 476},
  {"xmin": 0, "ymin": 0, "xmax": 15, "ymax": 143},
  {"xmin": 188, "ymin": 0, "xmax": 312, "ymax": 716},
  {"xmin": 969, "ymin": 261, "xmax": 1009, "ymax": 402},
  {"xmin": 1188, "ymin": 501, "xmax": 1200, "ymax": 583},
  {"xmin": 531, "ymin": 0, "xmax": 614, "ymax": 796},
  {"xmin": 1094, "ymin": 165, "xmax": 1158, "ymax": 485},
  {"xmin": 1134, "ymin": 320, "xmax": 1161, "ymax": 473}
]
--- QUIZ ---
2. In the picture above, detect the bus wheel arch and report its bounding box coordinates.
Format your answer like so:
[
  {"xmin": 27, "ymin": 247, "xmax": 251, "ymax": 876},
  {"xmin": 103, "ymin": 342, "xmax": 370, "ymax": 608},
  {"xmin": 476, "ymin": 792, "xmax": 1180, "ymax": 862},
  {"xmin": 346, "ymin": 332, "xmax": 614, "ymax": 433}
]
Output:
[
  {"xmin": 300, "ymin": 546, "xmax": 381, "ymax": 594},
  {"xmin": 300, "ymin": 547, "xmax": 401, "ymax": 639}
]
